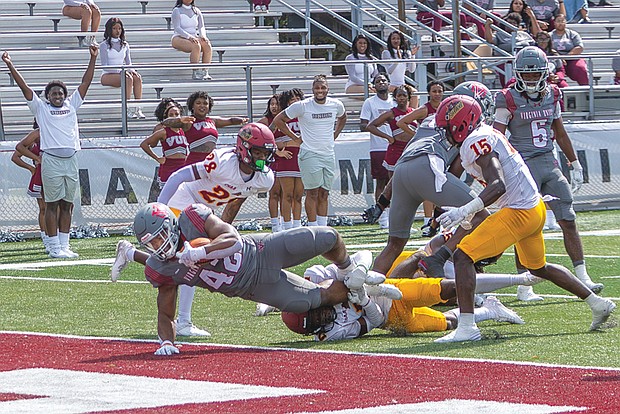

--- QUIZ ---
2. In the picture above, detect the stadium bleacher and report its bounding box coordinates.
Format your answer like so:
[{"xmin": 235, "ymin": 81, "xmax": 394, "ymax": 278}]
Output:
[{"xmin": 1, "ymin": 0, "xmax": 619, "ymax": 141}]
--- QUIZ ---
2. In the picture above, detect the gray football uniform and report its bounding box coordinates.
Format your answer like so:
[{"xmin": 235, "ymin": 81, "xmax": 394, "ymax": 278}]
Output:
[
  {"xmin": 390, "ymin": 116, "xmax": 477, "ymax": 239},
  {"xmin": 495, "ymin": 85, "xmax": 575, "ymax": 221},
  {"xmin": 145, "ymin": 204, "xmax": 340, "ymax": 312}
]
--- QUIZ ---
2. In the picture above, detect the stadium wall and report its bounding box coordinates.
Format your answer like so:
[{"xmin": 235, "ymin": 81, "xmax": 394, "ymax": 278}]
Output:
[{"xmin": 1, "ymin": 122, "xmax": 619, "ymax": 232}]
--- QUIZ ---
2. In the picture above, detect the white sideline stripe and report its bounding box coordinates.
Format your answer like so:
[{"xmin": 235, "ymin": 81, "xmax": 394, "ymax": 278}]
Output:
[
  {"xmin": 0, "ymin": 258, "xmax": 114, "ymax": 270},
  {"xmin": 0, "ymin": 275, "xmax": 147, "ymax": 284},
  {"xmin": 295, "ymin": 400, "xmax": 587, "ymax": 414},
  {"xmin": 3, "ymin": 330, "xmax": 620, "ymax": 372}
]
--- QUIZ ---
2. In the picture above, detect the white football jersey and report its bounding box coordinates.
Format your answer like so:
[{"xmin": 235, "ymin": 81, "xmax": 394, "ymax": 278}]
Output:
[
  {"xmin": 304, "ymin": 264, "xmax": 389, "ymax": 341},
  {"xmin": 459, "ymin": 124, "xmax": 539, "ymax": 210},
  {"xmin": 167, "ymin": 147, "xmax": 274, "ymax": 211}
]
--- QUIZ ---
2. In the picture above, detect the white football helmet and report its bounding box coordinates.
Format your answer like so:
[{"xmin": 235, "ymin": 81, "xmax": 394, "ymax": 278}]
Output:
[
  {"xmin": 452, "ymin": 81, "xmax": 495, "ymax": 124},
  {"xmin": 514, "ymin": 46, "xmax": 549, "ymax": 94},
  {"xmin": 133, "ymin": 202, "xmax": 179, "ymax": 261}
]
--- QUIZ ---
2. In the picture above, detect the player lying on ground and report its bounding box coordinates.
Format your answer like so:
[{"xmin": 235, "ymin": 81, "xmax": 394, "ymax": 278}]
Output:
[
  {"xmin": 281, "ymin": 250, "xmax": 531, "ymax": 341},
  {"xmin": 112, "ymin": 202, "xmax": 386, "ymax": 355}
]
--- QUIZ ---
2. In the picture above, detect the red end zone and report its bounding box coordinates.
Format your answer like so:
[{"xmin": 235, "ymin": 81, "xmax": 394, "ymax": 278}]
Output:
[{"xmin": 0, "ymin": 332, "xmax": 618, "ymax": 413}]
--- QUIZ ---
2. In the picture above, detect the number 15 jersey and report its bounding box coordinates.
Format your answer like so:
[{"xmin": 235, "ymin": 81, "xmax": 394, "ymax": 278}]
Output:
[
  {"xmin": 167, "ymin": 147, "xmax": 274, "ymax": 211},
  {"xmin": 460, "ymin": 124, "xmax": 539, "ymax": 210}
]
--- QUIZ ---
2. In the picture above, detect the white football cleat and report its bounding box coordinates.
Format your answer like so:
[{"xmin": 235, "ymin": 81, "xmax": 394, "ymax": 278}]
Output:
[
  {"xmin": 434, "ymin": 325, "xmax": 481, "ymax": 343},
  {"xmin": 175, "ymin": 321, "xmax": 211, "ymax": 337},
  {"xmin": 590, "ymin": 298, "xmax": 616, "ymax": 331},
  {"xmin": 365, "ymin": 283, "xmax": 402, "ymax": 300},
  {"xmin": 483, "ymin": 296, "xmax": 525, "ymax": 324},
  {"xmin": 365, "ymin": 283, "xmax": 403, "ymax": 300},
  {"xmin": 49, "ymin": 248, "xmax": 73, "ymax": 259},
  {"xmin": 517, "ymin": 285, "xmax": 544, "ymax": 302},
  {"xmin": 61, "ymin": 246, "xmax": 79, "ymax": 258},
  {"xmin": 254, "ymin": 303, "xmax": 276, "ymax": 316},
  {"xmin": 111, "ymin": 240, "xmax": 133, "ymax": 282}
]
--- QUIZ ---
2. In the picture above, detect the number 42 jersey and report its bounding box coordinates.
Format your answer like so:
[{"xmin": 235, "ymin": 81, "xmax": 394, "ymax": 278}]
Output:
[
  {"xmin": 167, "ymin": 147, "xmax": 274, "ymax": 210},
  {"xmin": 459, "ymin": 124, "xmax": 539, "ymax": 210}
]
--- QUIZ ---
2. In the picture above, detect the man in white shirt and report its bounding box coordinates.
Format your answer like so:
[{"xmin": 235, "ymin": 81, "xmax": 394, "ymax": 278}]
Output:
[
  {"xmin": 360, "ymin": 74, "xmax": 393, "ymax": 228},
  {"xmin": 273, "ymin": 75, "xmax": 347, "ymax": 227},
  {"xmin": 2, "ymin": 46, "xmax": 99, "ymax": 259}
]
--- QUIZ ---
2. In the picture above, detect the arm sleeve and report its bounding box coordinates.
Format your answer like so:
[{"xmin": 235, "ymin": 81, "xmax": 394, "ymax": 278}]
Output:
[
  {"xmin": 345, "ymin": 55, "xmax": 365, "ymax": 86},
  {"xmin": 336, "ymin": 100, "xmax": 346, "ymax": 117},
  {"xmin": 157, "ymin": 165, "xmax": 196, "ymax": 203},
  {"xmin": 124, "ymin": 44, "xmax": 133, "ymax": 66},
  {"xmin": 196, "ymin": 9, "xmax": 207, "ymax": 38},
  {"xmin": 99, "ymin": 42, "xmax": 110, "ymax": 67},
  {"xmin": 171, "ymin": 9, "xmax": 195, "ymax": 39},
  {"xmin": 494, "ymin": 107, "xmax": 512, "ymax": 125},
  {"xmin": 381, "ymin": 49, "xmax": 399, "ymax": 75},
  {"xmin": 570, "ymin": 30, "xmax": 584, "ymax": 48},
  {"xmin": 360, "ymin": 99, "xmax": 372, "ymax": 122},
  {"xmin": 285, "ymin": 101, "xmax": 303, "ymax": 119}
]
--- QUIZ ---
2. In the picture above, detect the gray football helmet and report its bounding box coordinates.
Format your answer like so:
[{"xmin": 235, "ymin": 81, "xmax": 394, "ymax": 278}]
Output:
[
  {"xmin": 513, "ymin": 46, "xmax": 549, "ymax": 94},
  {"xmin": 452, "ymin": 81, "xmax": 495, "ymax": 124},
  {"xmin": 133, "ymin": 202, "xmax": 179, "ymax": 261}
]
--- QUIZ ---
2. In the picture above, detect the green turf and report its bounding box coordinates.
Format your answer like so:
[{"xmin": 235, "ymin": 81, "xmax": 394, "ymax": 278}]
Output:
[{"xmin": 0, "ymin": 210, "xmax": 618, "ymax": 367}]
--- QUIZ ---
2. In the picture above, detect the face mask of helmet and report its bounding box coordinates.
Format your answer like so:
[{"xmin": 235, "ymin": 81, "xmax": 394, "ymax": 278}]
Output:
[
  {"xmin": 236, "ymin": 123, "xmax": 276, "ymax": 173},
  {"xmin": 514, "ymin": 47, "xmax": 549, "ymax": 94},
  {"xmin": 133, "ymin": 203, "xmax": 179, "ymax": 261}
]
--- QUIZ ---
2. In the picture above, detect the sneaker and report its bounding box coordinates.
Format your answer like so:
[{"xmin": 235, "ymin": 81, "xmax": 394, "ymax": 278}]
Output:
[
  {"xmin": 127, "ymin": 108, "xmax": 138, "ymax": 119},
  {"xmin": 578, "ymin": 17, "xmax": 593, "ymax": 23},
  {"xmin": 417, "ymin": 254, "xmax": 446, "ymax": 278},
  {"xmin": 192, "ymin": 69, "xmax": 206, "ymax": 80},
  {"xmin": 261, "ymin": 5, "xmax": 267, "ymax": 11},
  {"xmin": 49, "ymin": 248, "xmax": 73, "ymax": 259},
  {"xmin": 61, "ymin": 247, "xmax": 79, "ymax": 258},
  {"xmin": 590, "ymin": 298, "xmax": 616, "ymax": 330},
  {"xmin": 254, "ymin": 5, "xmax": 261, "ymax": 12},
  {"xmin": 434, "ymin": 325, "xmax": 481, "ymax": 343},
  {"xmin": 202, "ymin": 70, "xmax": 212, "ymax": 81},
  {"xmin": 483, "ymin": 296, "xmax": 525, "ymax": 324},
  {"xmin": 111, "ymin": 240, "xmax": 133, "ymax": 282},
  {"xmin": 135, "ymin": 108, "xmax": 146, "ymax": 119},
  {"xmin": 365, "ymin": 283, "xmax": 403, "ymax": 300},
  {"xmin": 517, "ymin": 285, "xmax": 544, "ymax": 302},
  {"xmin": 474, "ymin": 294, "xmax": 486, "ymax": 307},
  {"xmin": 254, "ymin": 303, "xmax": 276, "ymax": 316},
  {"xmin": 175, "ymin": 321, "xmax": 211, "ymax": 337}
]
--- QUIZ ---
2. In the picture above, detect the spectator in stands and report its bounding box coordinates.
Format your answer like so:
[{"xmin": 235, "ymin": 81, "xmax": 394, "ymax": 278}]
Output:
[
  {"xmin": 613, "ymin": 49, "xmax": 620, "ymax": 85},
  {"xmin": 416, "ymin": 0, "xmax": 486, "ymax": 40},
  {"xmin": 273, "ymin": 75, "xmax": 347, "ymax": 227},
  {"xmin": 3, "ymin": 46, "xmax": 98, "ymax": 259},
  {"xmin": 565, "ymin": 0, "xmax": 591, "ymax": 23},
  {"xmin": 381, "ymin": 31, "xmax": 419, "ymax": 108},
  {"xmin": 62, "ymin": 0, "xmax": 101, "ymax": 48},
  {"xmin": 274, "ymin": 89, "xmax": 307, "ymax": 230},
  {"xmin": 161, "ymin": 91, "xmax": 248, "ymax": 165},
  {"xmin": 529, "ymin": 0, "xmax": 565, "ymax": 31},
  {"xmin": 485, "ymin": 13, "xmax": 537, "ymax": 85},
  {"xmin": 141, "ymin": 98, "xmax": 189, "ymax": 189},
  {"xmin": 535, "ymin": 30, "xmax": 569, "ymax": 87},
  {"xmin": 171, "ymin": 0, "xmax": 213, "ymax": 80},
  {"xmin": 360, "ymin": 74, "xmax": 393, "ymax": 229},
  {"xmin": 551, "ymin": 14, "xmax": 590, "ymax": 85},
  {"xmin": 252, "ymin": 0, "xmax": 271, "ymax": 12},
  {"xmin": 506, "ymin": 0, "xmax": 542, "ymax": 33},
  {"xmin": 99, "ymin": 18, "xmax": 144, "ymax": 119},
  {"xmin": 345, "ymin": 34, "xmax": 380, "ymax": 95},
  {"xmin": 258, "ymin": 94, "xmax": 285, "ymax": 232},
  {"xmin": 12, "ymin": 123, "xmax": 48, "ymax": 253}
]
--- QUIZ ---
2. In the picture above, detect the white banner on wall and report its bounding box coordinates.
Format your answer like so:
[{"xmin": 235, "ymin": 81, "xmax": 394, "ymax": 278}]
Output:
[{"xmin": 1, "ymin": 123, "xmax": 619, "ymax": 231}]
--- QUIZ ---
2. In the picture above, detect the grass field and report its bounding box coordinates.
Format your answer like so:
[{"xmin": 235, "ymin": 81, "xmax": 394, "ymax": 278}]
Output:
[{"xmin": 1, "ymin": 210, "xmax": 619, "ymax": 368}]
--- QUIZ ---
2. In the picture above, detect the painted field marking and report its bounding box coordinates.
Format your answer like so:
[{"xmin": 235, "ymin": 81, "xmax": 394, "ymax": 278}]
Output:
[{"xmin": 0, "ymin": 368, "xmax": 323, "ymax": 414}]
